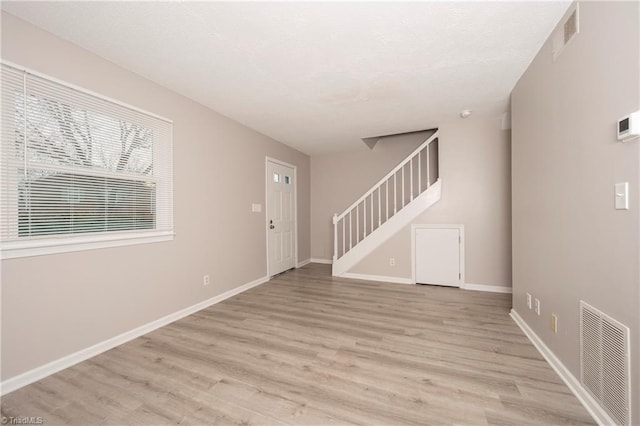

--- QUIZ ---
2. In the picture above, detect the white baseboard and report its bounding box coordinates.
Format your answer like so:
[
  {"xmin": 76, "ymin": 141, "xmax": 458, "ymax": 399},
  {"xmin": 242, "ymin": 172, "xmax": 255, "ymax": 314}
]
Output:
[
  {"xmin": 510, "ymin": 309, "xmax": 615, "ymax": 426},
  {"xmin": 296, "ymin": 258, "xmax": 311, "ymax": 268},
  {"xmin": 0, "ymin": 275, "xmax": 270, "ymax": 396},
  {"xmin": 461, "ymin": 282, "xmax": 512, "ymax": 294},
  {"xmin": 340, "ymin": 272, "xmax": 414, "ymax": 285},
  {"xmin": 310, "ymin": 258, "xmax": 333, "ymax": 265}
]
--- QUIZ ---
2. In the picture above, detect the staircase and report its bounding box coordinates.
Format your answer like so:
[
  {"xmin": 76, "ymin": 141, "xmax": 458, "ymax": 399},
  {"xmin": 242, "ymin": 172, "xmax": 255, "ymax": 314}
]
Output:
[{"xmin": 332, "ymin": 131, "xmax": 440, "ymax": 276}]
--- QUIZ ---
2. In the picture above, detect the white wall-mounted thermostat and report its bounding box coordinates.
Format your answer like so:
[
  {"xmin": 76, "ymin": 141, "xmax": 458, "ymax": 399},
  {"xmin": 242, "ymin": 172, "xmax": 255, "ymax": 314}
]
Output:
[{"xmin": 617, "ymin": 111, "xmax": 640, "ymax": 142}]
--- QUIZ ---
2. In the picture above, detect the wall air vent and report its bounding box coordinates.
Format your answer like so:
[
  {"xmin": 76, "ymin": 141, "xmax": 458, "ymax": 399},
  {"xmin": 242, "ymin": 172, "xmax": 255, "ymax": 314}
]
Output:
[
  {"xmin": 552, "ymin": 4, "xmax": 579, "ymax": 61},
  {"xmin": 580, "ymin": 301, "xmax": 631, "ymax": 426},
  {"xmin": 564, "ymin": 8, "xmax": 578, "ymax": 44}
]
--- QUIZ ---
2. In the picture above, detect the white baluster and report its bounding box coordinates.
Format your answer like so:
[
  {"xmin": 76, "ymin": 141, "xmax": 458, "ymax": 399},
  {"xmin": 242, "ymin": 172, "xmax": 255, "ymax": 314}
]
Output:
[
  {"xmin": 418, "ymin": 149, "xmax": 422, "ymax": 194},
  {"xmin": 386, "ymin": 180, "xmax": 389, "ymax": 221},
  {"xmin": 410, "ymin": 157, "xmax": 414, "ymax": 201},
  {"xmin": 356, "ymin": 204, "xmax": 360, "ymax": 243},
  {"xmin": 402, "ymin": 166, "xmax": 405, "ymax": 208},
  {"xmin": 426, "ymin": 144, "xmax": 431, "ymax": 187},
  {"xmin": 333, "ymin": 213, "xmax": 338, "ymax": 261},
  {"xmin": 378, "ymin": 187, "xmax": 381, "ymax": 226},
  {"xmin": 370, "ymin": 195, "xmax": 374, "ymax": 232},
  {"xmin": 363, "ymin": 199, "xmax": 367, "ymax": 237},
  {"xmin": 394, "ymin": 173, "xmax": 397, "ymax": 214},
  {"xmin": 349, "ymin": 211, "xmax": 353, "ymax": 250},
  {"xmin": 342, "ymin": 217, "xmax": 345, "ymax": 257}
]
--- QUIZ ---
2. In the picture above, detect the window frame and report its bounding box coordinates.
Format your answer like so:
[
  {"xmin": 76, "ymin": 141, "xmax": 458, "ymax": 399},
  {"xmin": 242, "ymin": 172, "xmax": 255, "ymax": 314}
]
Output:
[{"xmin": 0, "ymin": 61, "xmax": 174, "ymax": 259}]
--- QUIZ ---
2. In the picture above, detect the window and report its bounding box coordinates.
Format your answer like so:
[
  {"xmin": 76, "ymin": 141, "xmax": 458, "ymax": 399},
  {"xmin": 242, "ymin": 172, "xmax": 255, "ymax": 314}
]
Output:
[{"xmin": 1, "ymin": 62, "xmax": 174, "ymax": 258}]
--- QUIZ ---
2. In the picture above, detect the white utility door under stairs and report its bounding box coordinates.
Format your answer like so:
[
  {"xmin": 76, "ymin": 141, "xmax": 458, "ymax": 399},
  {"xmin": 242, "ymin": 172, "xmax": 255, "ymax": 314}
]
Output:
[{"xmin": 413, "ymin": 225, "xmax": 463, "ymax": 287}]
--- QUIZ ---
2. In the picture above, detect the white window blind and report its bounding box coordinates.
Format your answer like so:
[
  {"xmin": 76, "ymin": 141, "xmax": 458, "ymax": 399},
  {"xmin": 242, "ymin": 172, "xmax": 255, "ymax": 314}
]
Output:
[{"xmin": 1, "ymin": 62, "xmax": 173, "ymax": 258}]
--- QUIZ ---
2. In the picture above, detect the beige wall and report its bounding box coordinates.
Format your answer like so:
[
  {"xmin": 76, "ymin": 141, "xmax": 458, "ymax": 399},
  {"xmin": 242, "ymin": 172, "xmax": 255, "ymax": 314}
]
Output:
[
  {"xmin": 0, "ymin": 13, "xmax": 310, "ymax": 380},
  {"xmin": 349, "ymin": 118, "xmax": 512, "ymax": 287},
  {"xmin": 310, "ymin": 131, "xmax": 432, "ymax": 261},
  {"xmin": 511, "ymin": 1, "xmax": 639, "ymax": 420}
]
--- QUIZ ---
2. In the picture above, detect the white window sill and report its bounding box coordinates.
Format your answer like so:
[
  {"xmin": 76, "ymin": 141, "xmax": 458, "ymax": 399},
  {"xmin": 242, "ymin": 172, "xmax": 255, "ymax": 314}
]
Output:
[{"xmin": 0, "ymin": 231, "xmax": 175, "ymax": 259}]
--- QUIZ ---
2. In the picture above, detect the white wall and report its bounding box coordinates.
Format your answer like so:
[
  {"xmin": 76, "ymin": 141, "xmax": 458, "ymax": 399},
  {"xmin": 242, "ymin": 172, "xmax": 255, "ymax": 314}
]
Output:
[
  {"xmin": 511, "ymin": 1, "xmax": 639, "ymax": 420},
  {"xmin": 1, "ymin": 12, "xmax": 310, "ymax": 381}
]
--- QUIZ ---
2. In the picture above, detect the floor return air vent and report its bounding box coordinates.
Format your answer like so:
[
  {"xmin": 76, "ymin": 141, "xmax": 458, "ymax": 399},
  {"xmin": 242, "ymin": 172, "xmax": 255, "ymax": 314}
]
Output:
[{"xmin": 580, "ymin": 301, "xmax": 631, "ymax": 426}]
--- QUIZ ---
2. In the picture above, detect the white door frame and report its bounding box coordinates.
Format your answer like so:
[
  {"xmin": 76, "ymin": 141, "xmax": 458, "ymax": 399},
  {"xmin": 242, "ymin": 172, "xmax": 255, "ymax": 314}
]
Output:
[
  {"xmin": 265, "ymin": 157, "xmax": 298, "ymax": 277},
  {"xmin": 411, "ymin": 224, "xmax": 465, "ymax": 285}
]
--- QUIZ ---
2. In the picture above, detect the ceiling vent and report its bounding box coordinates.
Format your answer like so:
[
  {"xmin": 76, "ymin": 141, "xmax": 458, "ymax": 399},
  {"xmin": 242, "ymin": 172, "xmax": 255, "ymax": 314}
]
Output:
[
  {"xmin": 580, "ymin": 301, "xmax": 631, "ymax": 426},
  {"xmin": 553, "ymin": 4, "xmax": 579, "ymax": 61}
]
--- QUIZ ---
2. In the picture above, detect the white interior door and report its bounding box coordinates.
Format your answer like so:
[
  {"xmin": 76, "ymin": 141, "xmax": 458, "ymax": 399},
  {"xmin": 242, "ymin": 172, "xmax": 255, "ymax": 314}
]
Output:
[
  {"xmin": 267, "ymin": 160, "xmax": 296, "ymax": 276},
  {"xmin": 415, "ymin": 227, "xmax": 461, "ymax": 287}
]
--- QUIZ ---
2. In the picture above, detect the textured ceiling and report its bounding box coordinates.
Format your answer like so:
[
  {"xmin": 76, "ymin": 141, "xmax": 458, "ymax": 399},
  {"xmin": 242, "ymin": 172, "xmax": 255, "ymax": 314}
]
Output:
[{"xmin": 2, "ymin": 1, "xmax": 570, "ymax": 155}]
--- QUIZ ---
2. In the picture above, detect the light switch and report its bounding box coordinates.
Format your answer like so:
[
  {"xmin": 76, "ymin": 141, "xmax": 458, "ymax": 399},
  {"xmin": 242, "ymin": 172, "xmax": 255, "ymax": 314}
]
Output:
[
  {"xmin": 615, "ymin": 182, "xmax": 629, "ymax": 210},
  {"xmin": 251, "ymin": 203, "xmax": 262, "ymax": 213}
]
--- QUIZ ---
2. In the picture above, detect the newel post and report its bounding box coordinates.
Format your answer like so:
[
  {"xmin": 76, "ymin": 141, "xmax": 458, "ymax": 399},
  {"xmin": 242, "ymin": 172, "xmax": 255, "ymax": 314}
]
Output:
[{"xmin": 332, "ymin": 214, "xmax": 338, "ymax": 261}]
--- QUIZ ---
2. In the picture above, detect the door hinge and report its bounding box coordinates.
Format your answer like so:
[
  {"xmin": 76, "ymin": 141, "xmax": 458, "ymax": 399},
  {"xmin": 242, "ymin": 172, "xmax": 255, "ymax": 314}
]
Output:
[{"xmin": 459, "ymin": 273, "xmax": 461, "ymax": 279}]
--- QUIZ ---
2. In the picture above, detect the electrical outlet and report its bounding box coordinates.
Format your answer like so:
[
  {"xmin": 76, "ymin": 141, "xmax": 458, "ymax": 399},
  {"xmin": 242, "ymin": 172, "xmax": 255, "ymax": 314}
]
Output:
[
  {"xmin": 526, "ymin": 293, "xmax": 532, "ymax": 310},
  {"xmin": 203, "ymin": 275, "xmax": 210, "ymax": 286},
  {"xmin": 389, "ymin": 258, "xmax": 396, "ymax": 266},
  {"xmin": 534, "ymin": 298, "xmax": 541, "ymax": 316},
  {"xmin": 551, "ymin": 314, "xmax": 558, "ymax": 333}
]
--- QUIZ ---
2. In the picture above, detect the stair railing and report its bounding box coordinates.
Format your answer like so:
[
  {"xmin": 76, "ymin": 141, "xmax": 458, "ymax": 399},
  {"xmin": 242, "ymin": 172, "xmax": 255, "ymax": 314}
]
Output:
[{"xmin": 332, "ymin": 131, "xmax": 439, "ymax": 262}]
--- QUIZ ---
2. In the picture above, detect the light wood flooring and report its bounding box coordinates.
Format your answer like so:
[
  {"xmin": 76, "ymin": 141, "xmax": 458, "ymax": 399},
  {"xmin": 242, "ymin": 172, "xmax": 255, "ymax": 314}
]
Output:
[{"xmin": 1, "ymin": 263, "xmax": 594, "ymax": 425}]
